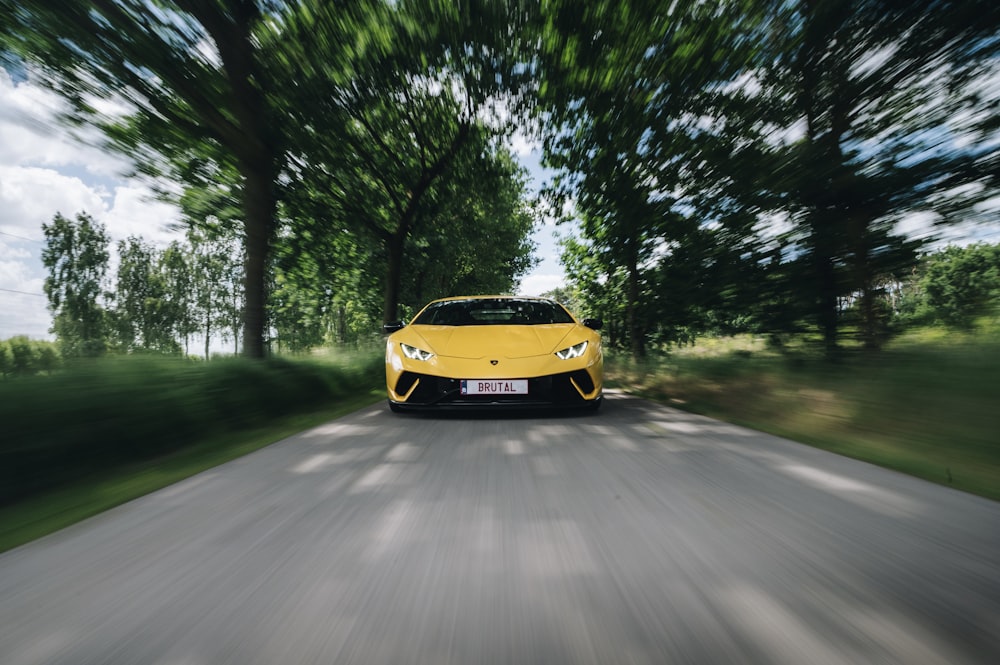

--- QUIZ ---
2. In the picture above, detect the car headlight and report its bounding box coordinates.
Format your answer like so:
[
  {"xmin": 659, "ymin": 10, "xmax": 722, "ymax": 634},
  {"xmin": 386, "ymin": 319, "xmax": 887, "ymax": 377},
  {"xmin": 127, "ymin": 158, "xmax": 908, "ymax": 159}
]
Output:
[
  {"xmin": 400, "ymin": 343, "xmax": 434, "ymax": 361},
  {"xmin": 555, "ymin": 341, "xmax": 588, "ymax": 360}
]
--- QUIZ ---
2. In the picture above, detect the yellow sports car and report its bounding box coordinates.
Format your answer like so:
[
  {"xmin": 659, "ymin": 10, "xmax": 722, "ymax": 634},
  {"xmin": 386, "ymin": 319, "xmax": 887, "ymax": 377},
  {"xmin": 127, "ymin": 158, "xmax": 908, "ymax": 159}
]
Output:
[{"xmin": 383, "ymin": 296, "xmax": 603, "ymax": 412}]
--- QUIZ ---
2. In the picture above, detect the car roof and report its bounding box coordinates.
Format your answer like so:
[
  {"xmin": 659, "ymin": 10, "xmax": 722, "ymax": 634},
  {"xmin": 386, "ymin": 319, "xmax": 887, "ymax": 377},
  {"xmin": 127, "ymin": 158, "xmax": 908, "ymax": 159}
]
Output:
[{"xmin": 426, "ymin": 295, "xmax": 558, "ymax": 304}]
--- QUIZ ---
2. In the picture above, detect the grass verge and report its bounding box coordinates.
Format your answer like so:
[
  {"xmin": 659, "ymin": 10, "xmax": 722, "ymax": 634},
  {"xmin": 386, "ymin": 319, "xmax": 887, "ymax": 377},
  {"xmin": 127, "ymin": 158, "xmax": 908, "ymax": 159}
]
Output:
[
  {"xmin": 0, "ymin": 389, "xmax": 384, "ymax": 554},
  {"xmin": 607, "ymin": 331, "xmax": 1000, "ymax": 502}
]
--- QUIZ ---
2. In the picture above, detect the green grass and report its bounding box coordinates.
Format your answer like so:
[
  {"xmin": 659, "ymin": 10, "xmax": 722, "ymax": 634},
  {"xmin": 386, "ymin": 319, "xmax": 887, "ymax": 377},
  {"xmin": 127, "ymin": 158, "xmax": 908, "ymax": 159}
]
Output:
[{"xmin": 607, "ymin": 329, "xmax": 1000, "ymax": 501}]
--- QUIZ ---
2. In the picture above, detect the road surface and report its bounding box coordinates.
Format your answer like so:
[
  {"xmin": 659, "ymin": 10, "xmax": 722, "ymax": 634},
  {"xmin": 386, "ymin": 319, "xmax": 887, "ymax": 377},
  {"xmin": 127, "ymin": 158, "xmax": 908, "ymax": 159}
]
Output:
[{"xmin": 1, "ymin": 392, "xmax": 998, "ymax": 664}]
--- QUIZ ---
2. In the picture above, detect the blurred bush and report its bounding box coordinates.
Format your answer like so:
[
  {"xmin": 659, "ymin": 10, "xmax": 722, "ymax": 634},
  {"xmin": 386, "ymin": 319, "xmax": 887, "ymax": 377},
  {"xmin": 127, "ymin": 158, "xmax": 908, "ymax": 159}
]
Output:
[
  {"xmin": 0, "ymin": 353, "xmax": 383, "ymax": 504},
  {"xmin": 0, "ymin": 337, "xmax": 62, "ymax": 377}
]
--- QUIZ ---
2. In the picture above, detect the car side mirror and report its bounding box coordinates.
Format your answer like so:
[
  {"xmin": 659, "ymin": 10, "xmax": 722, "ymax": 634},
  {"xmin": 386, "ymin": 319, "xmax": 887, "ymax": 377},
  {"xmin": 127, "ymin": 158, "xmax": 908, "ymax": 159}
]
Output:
[
  {"xmin": 382, "ymin": 320, "xmax": 406, "ymax": 334},
  {"xmin": 582, "ymin": 318, "xmax": 603, "ymax": 330}
]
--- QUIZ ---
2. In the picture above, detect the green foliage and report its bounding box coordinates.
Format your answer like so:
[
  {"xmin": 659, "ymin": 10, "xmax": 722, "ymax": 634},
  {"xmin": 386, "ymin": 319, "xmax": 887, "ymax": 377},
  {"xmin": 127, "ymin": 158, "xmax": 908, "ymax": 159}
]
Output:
[
  {"xmin": 111, "ymin": 236, "xmax": 182, "ymax": 354},
  {"xmin": 0, "ymin": 337, "xmax": 61, "ymax": 378},
  {"xmin": 0, "ymin": 353, "xmax": 383, "ymax": 504},
  {"xmin": 607, "ymin": 331, "xmax": 1000, "ymax": 500},
  {"xmin": 41, "ymin": 212, "xmax": 111, "ymax": 358},
  {"xmin": 539, "ymin": 0, "xmax": 999, "ymax": 359},
  {"xmin": 276, "ymin": 0, "xmax": 536, "ymax": 323},
  {"xmin": 912, "ymin": 244, "xmax": 1000, "ymax": 330}
]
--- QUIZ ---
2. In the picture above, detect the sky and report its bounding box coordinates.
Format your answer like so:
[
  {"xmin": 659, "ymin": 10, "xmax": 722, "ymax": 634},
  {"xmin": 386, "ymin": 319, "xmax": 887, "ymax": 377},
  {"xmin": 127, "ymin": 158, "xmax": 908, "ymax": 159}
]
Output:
[{"xmin": 0, "ymin": 67, "xmax": 568, "ymax": 341}]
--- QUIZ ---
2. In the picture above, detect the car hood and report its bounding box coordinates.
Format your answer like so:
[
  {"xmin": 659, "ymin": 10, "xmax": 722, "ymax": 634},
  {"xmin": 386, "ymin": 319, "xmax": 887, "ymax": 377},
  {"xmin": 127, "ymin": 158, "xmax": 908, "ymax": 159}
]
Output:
[{"xmin": 410, "ymin": 324, "xmax": 577, "ymax": 359}]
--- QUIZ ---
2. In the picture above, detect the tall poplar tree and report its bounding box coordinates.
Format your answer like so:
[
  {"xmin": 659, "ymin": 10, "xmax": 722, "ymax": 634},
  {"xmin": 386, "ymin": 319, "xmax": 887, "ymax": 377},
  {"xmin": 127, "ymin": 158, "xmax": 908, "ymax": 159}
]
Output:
[{"xmin": 41, "ymin": 212, "xmax": 111, "ymax": 357}]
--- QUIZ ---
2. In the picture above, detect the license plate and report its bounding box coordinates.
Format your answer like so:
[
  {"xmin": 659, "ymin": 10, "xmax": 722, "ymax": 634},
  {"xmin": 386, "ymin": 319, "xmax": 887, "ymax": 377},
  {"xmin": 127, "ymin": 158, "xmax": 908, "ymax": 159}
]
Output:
[{"xmin": 461, "ymin": 379, "xmax": 528, "ymax": 395}]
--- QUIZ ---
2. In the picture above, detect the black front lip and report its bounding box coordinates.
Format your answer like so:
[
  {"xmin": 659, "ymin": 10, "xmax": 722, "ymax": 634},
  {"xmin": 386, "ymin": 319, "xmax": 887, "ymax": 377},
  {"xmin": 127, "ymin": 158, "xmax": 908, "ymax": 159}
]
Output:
[
  {"xmin": 388, "ymin": 398, "xmax": 599, "ymax": 412},
  {"xmin": 391, "ymin": 370, "xmax": 598, "ymax": 408}
]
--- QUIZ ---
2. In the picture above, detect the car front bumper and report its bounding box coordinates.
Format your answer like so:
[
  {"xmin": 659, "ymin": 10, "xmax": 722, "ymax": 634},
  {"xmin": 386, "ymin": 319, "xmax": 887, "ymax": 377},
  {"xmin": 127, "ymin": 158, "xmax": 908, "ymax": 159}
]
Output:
[{"xmin": 387, "ymin": 368, "xmax": 602, "ymax": 410}]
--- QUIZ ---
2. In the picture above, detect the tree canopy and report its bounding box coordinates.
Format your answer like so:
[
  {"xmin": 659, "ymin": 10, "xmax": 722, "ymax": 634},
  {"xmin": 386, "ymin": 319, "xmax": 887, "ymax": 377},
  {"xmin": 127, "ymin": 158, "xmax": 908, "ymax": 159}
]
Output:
[{"xmin": 6, "ymin": 1, "xmax": 998, "ymax": 358}]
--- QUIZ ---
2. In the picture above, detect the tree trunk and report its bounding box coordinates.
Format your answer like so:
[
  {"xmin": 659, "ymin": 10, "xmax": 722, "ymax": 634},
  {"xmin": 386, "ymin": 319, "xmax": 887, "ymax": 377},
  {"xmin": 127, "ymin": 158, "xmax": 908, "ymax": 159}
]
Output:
[
  {"xmin": 627, "ymin": 258, "xmax": 645, "ymax": 360},
  {"xmin": 241, "ymin": 161, "xmax": 276, "ymax": 358},
  {"xmin": 849, "ymin": 214, "xmax": 880, "ymax": 352},
  {"xmin": 204, "ymin": 309, "xmax": 211, "ymax": 360},
  {"xmin": 816, "ymin": 241, "xmax": 839, "ymax": 358},
  {"xmin": 383, "ymin": 231, "xmax": 406, "ymax": 324},
  {"xmin": 378, "ymin": 123, "xmax": 471, "ymax": 325}
]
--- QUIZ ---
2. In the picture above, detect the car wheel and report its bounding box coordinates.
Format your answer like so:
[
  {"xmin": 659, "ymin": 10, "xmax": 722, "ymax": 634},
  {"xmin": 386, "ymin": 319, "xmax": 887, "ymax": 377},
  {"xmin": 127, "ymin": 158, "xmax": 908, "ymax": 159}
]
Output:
[
  {"xmin": 388, "ymin": 400, "xmax": 404, "ymax": 413},
  {"xmin": 584, "ymin": 396, "xmax": 603, "ymax": 413}
]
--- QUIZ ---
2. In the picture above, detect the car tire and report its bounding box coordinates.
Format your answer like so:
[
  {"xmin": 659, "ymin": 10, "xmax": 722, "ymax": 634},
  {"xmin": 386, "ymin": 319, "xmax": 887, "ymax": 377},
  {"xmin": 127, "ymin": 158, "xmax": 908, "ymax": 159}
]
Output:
[{"xmin": 388, "ymin": 400, "xmax": 404, "ymax": 414}]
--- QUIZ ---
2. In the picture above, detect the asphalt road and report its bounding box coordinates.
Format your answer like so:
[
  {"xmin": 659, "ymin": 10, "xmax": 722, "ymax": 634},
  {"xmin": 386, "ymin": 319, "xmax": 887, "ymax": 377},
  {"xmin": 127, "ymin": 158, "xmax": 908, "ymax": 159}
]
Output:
[{"xmin": 2, "ymin": 392, "xmax": 998, "ymax": 664}]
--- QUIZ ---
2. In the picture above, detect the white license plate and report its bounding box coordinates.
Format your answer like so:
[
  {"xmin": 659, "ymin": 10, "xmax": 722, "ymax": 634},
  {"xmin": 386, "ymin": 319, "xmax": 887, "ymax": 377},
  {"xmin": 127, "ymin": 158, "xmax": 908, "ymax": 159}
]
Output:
[{"xmin": 461, "ymin": 379, "xmax": 528, "ymax": 395}]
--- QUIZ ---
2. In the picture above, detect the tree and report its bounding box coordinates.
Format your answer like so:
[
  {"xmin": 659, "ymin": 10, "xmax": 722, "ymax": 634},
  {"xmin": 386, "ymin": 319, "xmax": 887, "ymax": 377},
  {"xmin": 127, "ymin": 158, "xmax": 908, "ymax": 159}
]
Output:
[
  {"xmin": 558, "ymin": 235, "xmax": 628, "ymax": 349},
  {"xmin": 6, "ymin": 336, "xmax": 39, "ymax": 376},
  {"xmin": 536, "ymin": 0, "xmax": 1000, "ymax": 357},
  {"xmin": 0, "ymin": 337, "xmax": 60, "ymax": 376},
  {"xmin": 160, "ymin": 241, "xmax": 196, "ymax": 354},
  {"xmin": 921, "ymin": 244, "xmax": 1000, "ymax": 330},
  {"xmin": 760, "ymin": 0, "xmax": 1000, "ymax": 354},
  {"xmin": 2, "ymin": 0, "xmax": 286, "ymax": 357},
  {"xmin": 274, "ymin": 135, "xmax": 538, "ymax": 348},
  {"xmin": 41, "ymin": 212, "xmax": 111, "ymax": 357},
  {"xmin": 397, "ymin": 142, "xmax": 538, "ymax": 306},
  {"xmin": 111, "ymin": 236, "xmax": 183, "ymax": 354},
  {"xmin": 0, "ymin": 341, "xmax": 10, "ymax": 378},
  {"xmin": 185, "ymin": 228, "xmax": 243, "ymax": 358},
  {"xmin": 536, "ymin": 0, "xmax": 767, "ymax": 357},
  {"xmin": 278, "ymin": 0, "xmax": 535, "ymax": 324}
]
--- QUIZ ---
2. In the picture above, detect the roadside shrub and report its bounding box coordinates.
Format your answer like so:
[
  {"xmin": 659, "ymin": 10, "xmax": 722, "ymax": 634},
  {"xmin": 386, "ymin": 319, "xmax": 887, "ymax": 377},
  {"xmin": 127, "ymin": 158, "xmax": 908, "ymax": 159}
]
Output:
[
  {"xmin": 0, "ymin": 337, "xmax": 62, "ymax": 378},
  {"xmin": 0, "ymin": 352, "xmax": 382, "ymax": 504}
]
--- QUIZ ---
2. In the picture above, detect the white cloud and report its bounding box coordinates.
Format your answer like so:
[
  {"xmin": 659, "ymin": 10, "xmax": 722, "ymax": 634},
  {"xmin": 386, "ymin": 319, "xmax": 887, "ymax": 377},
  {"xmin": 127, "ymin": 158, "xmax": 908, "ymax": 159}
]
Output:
[
  {"xmin": 894, "ymin": 210, "xmax": 941, "ymax": 241},
  {"xmin": 103, "ymin": 185, "xmax": 181, "ymax": 246},
  {"xmin": 0, "ymin": 239, "xmax": 49, "ymax": 339},
  {"xmin": 0, "ymin": 73, "xmax": 182, "ymax": 340},
  {"xmin": 517, "ymin": 273, "xmax": 564, "ymax": 297},
  {"xmin": 721, "ymin": 70, "xmax": 762, "ymax": 96},
  {"xmin": 510, "ymin": 129, "xmax": 540, "ymax": 158},
  {"xmin": 0, "ymin": 165, "xmax": 108, "ymax": 236},
  {"xmin": 0, "ymin": 68, "xmax": 132, "ymax": 178}
]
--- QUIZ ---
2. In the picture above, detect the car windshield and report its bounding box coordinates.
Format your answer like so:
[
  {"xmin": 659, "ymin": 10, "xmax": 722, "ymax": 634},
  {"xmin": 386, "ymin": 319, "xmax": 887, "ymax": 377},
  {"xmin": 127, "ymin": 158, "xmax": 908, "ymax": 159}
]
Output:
[{"xmin": 412, "ymin": 298, "xmax": 575, "ymax": 326}]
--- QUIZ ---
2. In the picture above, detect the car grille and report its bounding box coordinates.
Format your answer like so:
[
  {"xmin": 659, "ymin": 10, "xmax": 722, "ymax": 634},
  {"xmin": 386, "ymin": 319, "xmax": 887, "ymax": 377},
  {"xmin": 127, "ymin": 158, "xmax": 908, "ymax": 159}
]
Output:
[{"xmin": 394, "ymin": 370, "xmax": 595, "ymax": 406}]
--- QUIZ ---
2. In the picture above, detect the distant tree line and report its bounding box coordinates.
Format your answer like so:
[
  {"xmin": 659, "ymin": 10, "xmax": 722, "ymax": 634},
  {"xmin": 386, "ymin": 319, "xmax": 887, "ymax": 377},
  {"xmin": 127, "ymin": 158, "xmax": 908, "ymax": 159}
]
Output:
[
  {"xmin": 39, "ymin": 201, "xmax": 534, "ymax": 359},
  {"xmin": 31, "ymin": 223, "xmax": 1000, "ymax": 368},
  {"xmin": 40, "ymin": 212, "xmax": 244, "ymax": 359},
  {"xmin": 555, "ymin": 241, "xmax": 1000, "ymax": 350}
]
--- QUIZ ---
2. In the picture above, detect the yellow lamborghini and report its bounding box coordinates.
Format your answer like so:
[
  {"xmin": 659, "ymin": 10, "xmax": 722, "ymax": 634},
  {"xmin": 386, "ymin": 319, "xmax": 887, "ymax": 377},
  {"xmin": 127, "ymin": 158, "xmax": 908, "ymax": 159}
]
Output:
[{"xmin": 383, "ymin": 296, "xmax": 603, "ymax": 412}]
